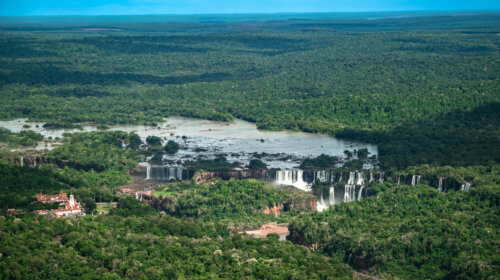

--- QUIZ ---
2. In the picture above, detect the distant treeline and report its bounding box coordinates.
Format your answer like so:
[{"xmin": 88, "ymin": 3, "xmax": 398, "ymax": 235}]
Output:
[{"xmin": 0, "ymin": 22, "xmax": 499, "ymax": 169}]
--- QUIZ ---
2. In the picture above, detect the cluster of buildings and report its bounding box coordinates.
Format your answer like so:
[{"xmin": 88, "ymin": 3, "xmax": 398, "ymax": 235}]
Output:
[{"xmin": 7, "ymin": 193, "xmax": 85, "ymax": 218}]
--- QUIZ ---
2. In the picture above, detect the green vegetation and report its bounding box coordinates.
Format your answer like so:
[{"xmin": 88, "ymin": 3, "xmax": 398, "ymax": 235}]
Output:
[
  {"xmin": 356, "ymin": 148, "xmax": 369, "ymax": 160},
  {"xmin": 288, "ymin": 175, "xmax": 500, "ymax": 279},
  {"xmin": 184, "ymin": 155, "xmax": 239, "ymax": 172},
  {"xmin": 152, "ymin": 179, "xmax": 314, "ymax": 226},
  {"xmin": 248, "ymin": 159, "xmax": 267, "ymax": 170},
  {"xmin": 48, "ymin": 131, "xmax": 141, "ymax": 171},
  {"xmin": 146, "ymin": 135, "xmax": 162, "ymax": 146},
  {"xmin": 0, "ymin": 213, "xmax": 353, "ymax": 279},
  {"xmin": 0, "ymin": 17, "xmax": 498, "ymax": 169},
  {"xmin": 0, "ymin": 164, "xmax": 70, "ymax": 211},
  {"xmin": 300, "ymin": 154, "xmax": 339, "ymax": 170},
  {"xmin": 0, "ymin": 13, "xmax": 499, "ymax": 280},
  {"xmin": 0, "ymin": 128, "xmax": 43, "ymax": 147},
  {"xmin": 164, "ymin": 140, "xmax": 179, "ymax": 154},
  {"xmin": 42, "ymin": 122, "xmax": 83, "ymax": 130}
]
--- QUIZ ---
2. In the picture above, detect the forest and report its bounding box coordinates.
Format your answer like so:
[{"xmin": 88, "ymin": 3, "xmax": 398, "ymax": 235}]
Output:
[
  {"xmin": 0, "ymin": 15, "xmax": 499, "ymax": 169},
  {"xmin": 0, "ymin": 12, "xmax": 499, "ymax": 280}
]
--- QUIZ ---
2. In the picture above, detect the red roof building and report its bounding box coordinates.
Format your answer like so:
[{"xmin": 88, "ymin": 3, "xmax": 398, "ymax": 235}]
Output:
[{"xmin": 34, "ymin": 193, "xmax": 84, "ymax": 218}]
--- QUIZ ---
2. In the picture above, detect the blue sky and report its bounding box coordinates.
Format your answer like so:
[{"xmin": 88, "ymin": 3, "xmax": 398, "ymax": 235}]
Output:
[{"xmin": 1, "ymin": 0, "xmax": 499, "ymax": 16}]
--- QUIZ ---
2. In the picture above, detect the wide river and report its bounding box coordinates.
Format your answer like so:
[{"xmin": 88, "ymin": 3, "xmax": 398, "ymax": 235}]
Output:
[{"xmin": 1, "ymin": 117, "xmax": 377, "ymax": 169}]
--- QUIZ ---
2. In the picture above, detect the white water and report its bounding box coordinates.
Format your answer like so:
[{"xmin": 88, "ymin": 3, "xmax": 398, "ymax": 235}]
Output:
[
  {"xmin": 357, "ymin": 186, "xmax": 364, "ymax": 201},
  {"xmin": 347, "ymin": 172, "xmax": 355, "ymax": 185},
  {"xmin": 356, "ymin": 172, "xmax": 364, "ymax": 185},
  {"xmin": 460, "ymin": 183, "xmax": 471, "ymax": 192},
  {"xmin": 275, "ymin": 170, "xmax": 311, "ymax": 192},
  {"xmin": 329, "ymin": 187, "xmax": 335, "ymax": 205},
  {"xmin": 343, "ymin": 185, "xmax": 356, "ymax": 203}
]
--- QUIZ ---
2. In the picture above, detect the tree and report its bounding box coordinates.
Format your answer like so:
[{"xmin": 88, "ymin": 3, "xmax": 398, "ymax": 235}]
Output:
[
  {"xmin": 82, "ymin": 197, "xmax": 96, "ymax": 214},
  {"xmin": 357, "ymin": 148, "xmax": 370, "ymax": 159},
  {"xmin": 248, "ymin": 159, "xmax": 267, "ymax": 170},
  {"xmin": 146, "ymin": 136, "xmax": 162, "ymax": 146},
  {"xmin": 164, "ymin": 140, "xmax": 180, "ymax": 154},
  {"xmin": 344, "ymin": 150, "xmax": 353, "ymax": 158}
]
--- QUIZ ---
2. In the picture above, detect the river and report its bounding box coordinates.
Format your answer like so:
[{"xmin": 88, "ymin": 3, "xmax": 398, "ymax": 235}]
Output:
[{"xmin": 0, "ymin": 117, "xmax": 377, "ymax": 169}]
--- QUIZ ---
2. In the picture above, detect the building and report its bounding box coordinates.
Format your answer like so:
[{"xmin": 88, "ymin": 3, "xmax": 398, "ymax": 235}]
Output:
[
  {"xmin": 6, "ymin": 209, "xmax": 23, "ymax": 216},
  {"xmin": 34, "ymin": 193, "xmax": 85, "ymax": 218}
]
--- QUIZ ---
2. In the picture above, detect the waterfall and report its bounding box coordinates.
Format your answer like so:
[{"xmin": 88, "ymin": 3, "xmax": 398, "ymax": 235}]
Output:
[
  {"xmin": 397, "ymin": 175, "xmax": 401, "ymax": 184},
  {"xmin": 416, "ymin": 175, "xmax": 422, "ymax": 185},
  {"xmin": 329, "ymin": 187, "xmax": 335, "ymax": 205},
  {"xmin": 149, "ymin": 165, "xmax": 186, "ymax": 181},
  {"xmin": 177, "ymin": 167, "xmax": 183, "ymax": 181},
  {"xmin": 315, "ymin": 170, "xmax": 327, "ymax": 183},
  {"xmin": 338, "ymin": 172, "xmax": 342, "ymax": 183},
  {"xmin": 357, "ymin": 186, "xmax": 364, "ymax": 201},
  {"xmin": 20, "ymin": 157, "xmax": 24, "ymax": 167},
  {"xmin": 379, "ymin": 172, "xmax": 384, "ymax": 183},
  {"xmin": 369, "ymin": 172, "xmax": 374, "ymax": 182},
  {"xmin": 135, "ymin": 192, "xmax": 139, "ymax": 200},
  {"xmin": 347, "ymin": 172, "xmax": 355, "ymax": 185},
  {"xmin": 343, "ymin": 185, "xmax": 356, "ymax": 202},
  {"xmin": 317, "ymin": 192, "xmax": 327, "ymax": 212},
  {"xmin": 438, "ymin": 178, "xmax": 444, "ymax": 192},
  {"xmin": 276, "ymin": 169, "xmax": 311, "ymax": 192},
  {"xmin": 460, "ymin": 183, "xmax": 471, "ymax": 192},
  {"xmin": 355, "ymin": 172, "xmax": 364, "ymax": 185},
  {"xmin": 409, "ymin": 175, "xmax": 423, "ymax": 185}
]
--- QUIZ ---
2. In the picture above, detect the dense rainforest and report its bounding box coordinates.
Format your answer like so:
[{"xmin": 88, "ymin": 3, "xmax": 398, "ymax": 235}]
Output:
[
  {"xmin": 0, "ymin": 13, "xmax": 499, "ymax": 280},
  {"xmin": 1, "ymin": 14, "xmax": 499, "ymax": 169}
]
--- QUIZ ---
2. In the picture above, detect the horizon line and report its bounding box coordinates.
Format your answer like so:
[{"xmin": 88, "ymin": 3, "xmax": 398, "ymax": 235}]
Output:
[{"xmin": 1, "ymin": 9, "xmax": 500, "ymax": 18}]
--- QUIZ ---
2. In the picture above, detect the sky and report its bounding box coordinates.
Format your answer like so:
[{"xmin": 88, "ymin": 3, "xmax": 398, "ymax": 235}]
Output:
[{"xmin": 0, "ymin": 0, "xmax": 499, "ymax": 16}]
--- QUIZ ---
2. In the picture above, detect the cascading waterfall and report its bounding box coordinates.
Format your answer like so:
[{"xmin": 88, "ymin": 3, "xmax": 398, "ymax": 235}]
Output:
[
  {"xmin": 379, "ymin": 172, "xmax": 385, "ymax": 183},
  {"xmin": 149, "ymin": 166, "xmax": 186, "ymax": 181},
  {"xmin": 329, "ymin": 187, "xmax": 335, "ymax": 205},
  {"xmin": 343, "ymin": 185, "xmax": 356, "ymax": 202},
  {"xmin": 409, "ymin": 175, "xmax": 423, "ymax": 185},
  {"xmin": 416, "ymin": 175, "xmax": 422, "ymax": 185},
  {"xmin": 356, "ymin": 172, "xmax": 365, "ymax": 185},
  {"xmin": 276, "ymin": 169, "xmax": 311, "ymax": 192},
  {"xmin": 347, "ymin": 172, "xmax": 356, "ymax": 185},
  {"xmin": 314, "ymin": 170, "xmax": 327, "ymax": 184},
  {"xmin": 460, "ymin": 183, "xmax": 471, "ymax": 192},
  {"xmin": 438, "ymin": 178, "xmax": 443, "ymax": 192},
  {"xmin": 312, "ymin": 171, "xmax": 390, "ymax": 210},
  {"xmin": 318, "ymin": 191, "xmax": 327, "ymax": 211},
  {"xmin": 357, "ymin": 186, "xmax": 364, "ymax": 201},
  {"xmin": 20, "ymin": 157, "xmax": 24, "ymax": 167}
]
